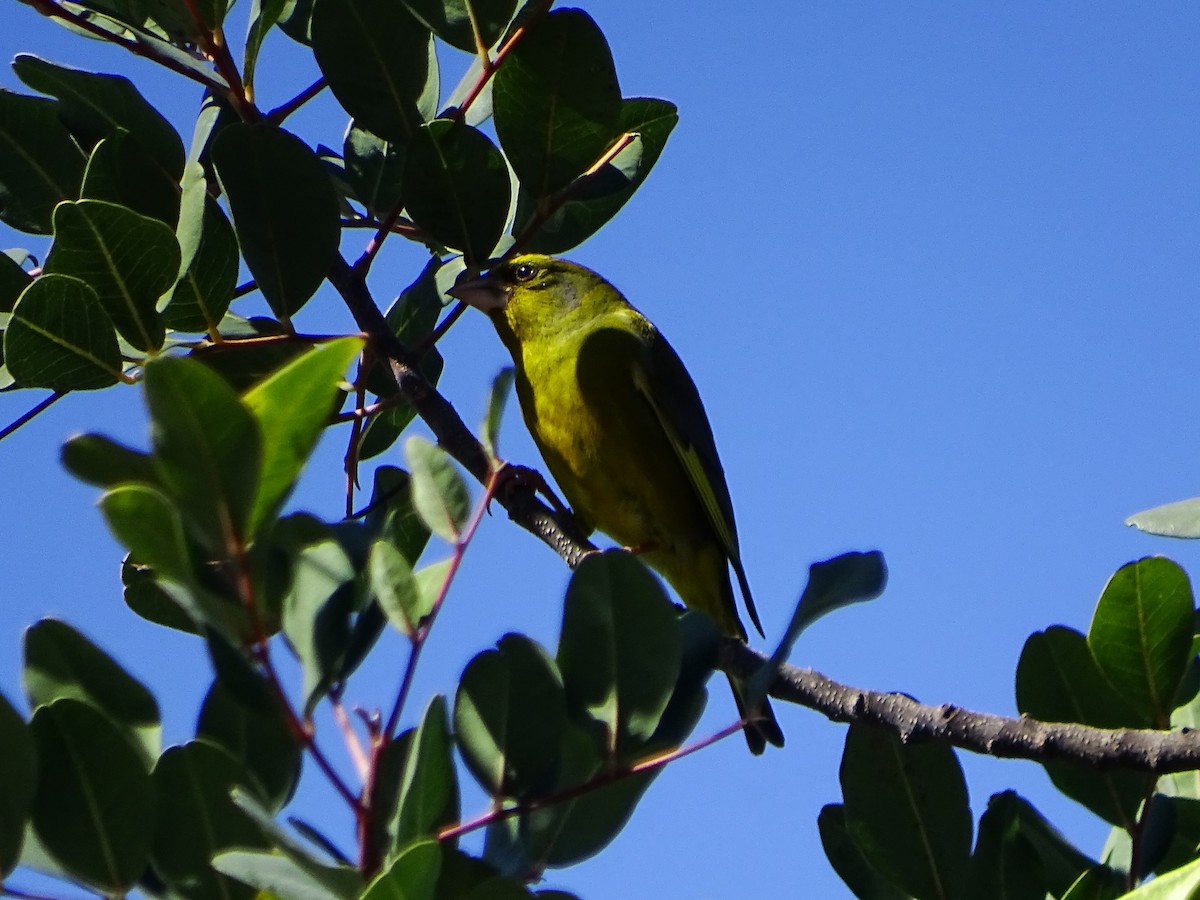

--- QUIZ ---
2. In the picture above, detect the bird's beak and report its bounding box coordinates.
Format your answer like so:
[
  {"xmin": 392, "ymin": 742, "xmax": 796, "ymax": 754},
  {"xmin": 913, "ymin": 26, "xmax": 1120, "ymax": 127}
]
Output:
[{"xmin": 447, "ymin": 272, "xmax": 510, "ymax": 312}]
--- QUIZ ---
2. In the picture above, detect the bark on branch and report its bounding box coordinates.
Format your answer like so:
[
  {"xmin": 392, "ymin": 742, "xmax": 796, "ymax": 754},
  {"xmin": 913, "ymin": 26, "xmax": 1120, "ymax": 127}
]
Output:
[{"xmin": 720, "ymin": 638, "xmax": 1200, "ymax": 773}]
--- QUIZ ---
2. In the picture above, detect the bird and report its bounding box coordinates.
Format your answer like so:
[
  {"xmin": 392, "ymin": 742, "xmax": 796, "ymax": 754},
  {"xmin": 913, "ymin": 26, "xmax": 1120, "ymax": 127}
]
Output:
[{"xmin": 448, "ymin": 253, "xmax": 784, "ymax": 754}]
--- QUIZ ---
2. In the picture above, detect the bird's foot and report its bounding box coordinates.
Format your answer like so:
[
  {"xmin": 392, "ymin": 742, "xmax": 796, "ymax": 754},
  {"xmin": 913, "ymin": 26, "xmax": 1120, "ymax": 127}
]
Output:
[
  {"xmin": 623, "ymin": 541, "xmax": 660, "ymax": 556},
  {"xmin": 491, "ymin": 462, "xmax": 571, "ymax": 517}
]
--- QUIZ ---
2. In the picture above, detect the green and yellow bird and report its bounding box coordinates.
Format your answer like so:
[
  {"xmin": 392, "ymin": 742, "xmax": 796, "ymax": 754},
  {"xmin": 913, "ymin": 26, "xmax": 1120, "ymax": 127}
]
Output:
[{"xmin": 449, "ymin": 254, "xmax": 784, "ymax": 754}]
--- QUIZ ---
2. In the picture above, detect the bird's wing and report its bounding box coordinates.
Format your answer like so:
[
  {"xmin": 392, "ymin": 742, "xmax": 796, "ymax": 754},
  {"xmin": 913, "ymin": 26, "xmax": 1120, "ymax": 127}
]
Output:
[{"xmin": 633, "ymin": 328, "xmax": 764, "ymax": 637}]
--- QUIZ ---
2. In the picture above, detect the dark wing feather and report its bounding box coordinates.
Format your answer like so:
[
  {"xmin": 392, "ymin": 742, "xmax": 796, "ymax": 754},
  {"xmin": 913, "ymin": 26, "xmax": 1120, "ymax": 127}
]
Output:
[{"xmin": 632, "ymin": 328, "xmax": 764, "ymax": 637}]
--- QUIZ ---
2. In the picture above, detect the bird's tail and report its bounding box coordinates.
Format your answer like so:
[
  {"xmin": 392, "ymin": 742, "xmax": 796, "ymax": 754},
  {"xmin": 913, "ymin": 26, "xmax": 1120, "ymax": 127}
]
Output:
[{"xmin": 728, "ymin": 674, "xmax": 785, "ymax": 755}]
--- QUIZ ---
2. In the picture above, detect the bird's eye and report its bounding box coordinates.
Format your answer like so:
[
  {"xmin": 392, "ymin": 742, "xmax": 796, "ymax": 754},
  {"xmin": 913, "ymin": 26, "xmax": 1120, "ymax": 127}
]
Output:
[{"xmin": 512, "ymin": 263, "xmax": 537, "ymax": 283}]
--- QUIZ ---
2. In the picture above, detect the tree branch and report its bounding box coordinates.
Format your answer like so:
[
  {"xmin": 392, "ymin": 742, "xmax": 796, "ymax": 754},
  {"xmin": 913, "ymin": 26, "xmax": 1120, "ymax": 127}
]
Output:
[
  {"xmin": 325, "ymin": 255, "xmax": 595, "ymax": 568},
  {"xmin": 721, "ymin": 639, "xmax": 1200, "ymax": 773}
]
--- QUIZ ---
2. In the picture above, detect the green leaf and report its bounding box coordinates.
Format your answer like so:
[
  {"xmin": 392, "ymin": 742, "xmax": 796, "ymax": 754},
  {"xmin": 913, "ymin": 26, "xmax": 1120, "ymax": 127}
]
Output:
[
  {"xmin": 362, "ymin": 839, "xmax": 441, "ymax": 900},
  {"xmin": 150, "ymin": 741, "xmax": 270, "ymax": 899},
  {"xmin": 402, "ymin": 121, "xmax": 511, "ymax": 264},
  {"xmin": 817, "ymin": 804, "xmax": 910, "ymax": 900},
  {"xmin": 366, "ymin": 466, "xmax": 433, "ymax": 565},
  {"xmin": 100, "ymin": 483, "xmax": 195, "ymax": 586},
  {"xmin": 965, "ymin": 792, "xmax": 1046, "ymax": 900},
  {"xmin": 1016, "ymin": 626, "xmax": 1155, "ymax": 826},
  {"xmin": 405, "ymin": 436, "xmax": 471, "ymax": 542},
  {"xmin": 245, "ymin": 0, "xmax": 293, "ymax": 91},
  {"xmin": 646, "ymin": 610, "xmax": 717, "ymax": 749},
  {"xmin": 61, "ymin": 433, "xmax": 156, "ymax": 490},
  {"xmin": 393, "ymin": 695, "xmax": 460, "ymax": 848},
  {"xmin": 1127, "ymin": 498, "xmax": 1200, "ymax": 538},
  {"xmin": 23, "ymin": 618, "xmax": 161, "ymax": 763},
  {"xmin": 991, "ymin": 791, "xmax": 1112, "ymax": 898},
  {"xmin": 455, "ymin": 633, "xmax": 566, "ymax": 798},
  {"xmin": 1088, "ymin": 557, "xmax": 1195, "ymax": 726},
  {"xmin": 30, "ymin": 699, "xmax": 155, "ymax": 894},
  {"xmin": 749, "ymin": 550, "xmax": 887, "ymax": 702},
  {"xmin": 1060, "ymin": 868, "xmax": 1125, "ymax": 900},
  {"xmin": 227, "ymin": 789, "xmax": 364, "ymax": 897},
  {"xmin": 211, "ymin": 123, "xmax": 340, "ymax": 319},
  {"xmin": 369, "ymin": 540, "xmax": 426, "ymax": 636},
  {"xmin": 1118, "ymin": 856, "xmax": 1200, "ymax": 899},
  {"xmin": 5, "ymin": 274, "xmax": 122, "ymax": 390},
  {"xmin": 80, "ymin": 131, "xmax": 181, "ymax": 226},
  {"xmin": 121, "ymin": 555, "xmax": 201, "ymax": 634},
  {"xmin": 494, "ymin": 9, "xmax": 621, "ymax": 197},
  {"xmin": 400, "ymin": 0, "xmax": 517, "ymax": 51},
  {"xmin": 196, "ymin": 679, "xmax": 303, "ymax": 812},
  {"xmin": 556, "ymin": 549, "xmax": 681, "ymax": 758},
  {"xmin": 840, "ymin": 723, "xmax": 972, "ymax": 900},
  {"xmin": 344, "ymin": 124, "xmax": 406, "ymax": 219},
  {"xmin": 144, "ymin": 355, "xmax": 262, "ymax": 552},
  {"xmin": 281, "ymin": 531, "xmax": 358, "ymax": 712},
  {"xmin": 165, "ymin": 164, "xmax": 238, "ymax": 332},
  {"xmin": 243, "ymin": 337, "xmax": 363, "ymax": 534},
  {"xmin": 312, "ymin": 0, "xmax": 434, "ymax": 144},
  {"xmin": 44, "ymin": 199, "xmax": 178, "ymax": 351},
  {"xmin": 0, "ymin": 89, "xmax": 86, "ymax": 233},
  {"xmin": 212, "ymin": 851, "xmax": 350, "ymax": 900},
  {"xmin": 521, "ymin": 98, "xmax": 678, "ymax": 254},
  {"xmin": 0, "ymin": 691, "xmax": 35, "ymax": 877},
  {"xmin": 482, "ymin": 367, "xmax": 514, "ymax": 461}
]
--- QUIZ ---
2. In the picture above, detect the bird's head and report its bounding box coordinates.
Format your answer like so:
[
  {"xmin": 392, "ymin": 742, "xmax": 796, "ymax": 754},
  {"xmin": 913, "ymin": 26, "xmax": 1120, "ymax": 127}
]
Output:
[{"xmin": 447, "ymin": 254, "xmax": 614, "ymax": 344}]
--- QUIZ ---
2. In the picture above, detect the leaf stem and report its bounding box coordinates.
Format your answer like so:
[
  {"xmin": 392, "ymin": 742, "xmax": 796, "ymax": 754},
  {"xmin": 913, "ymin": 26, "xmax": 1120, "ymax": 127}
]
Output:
[
  {"xmin": 0, "ymin": 391, "xmax": 65, "ymax": 443},
  {"xmin": 267, "ymin": 77, "xmax": 328, "ymax": 124},
  {"xmin": 447, "ymin": 0, "xmax": 554, "ymax": 122}
]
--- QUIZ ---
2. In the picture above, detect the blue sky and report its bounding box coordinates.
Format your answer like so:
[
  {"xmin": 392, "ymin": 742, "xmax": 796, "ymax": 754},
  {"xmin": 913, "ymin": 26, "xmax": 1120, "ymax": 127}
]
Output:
[{"xmin": 4, "ymin": 3, "xmax": 1200, "ymax": 897}]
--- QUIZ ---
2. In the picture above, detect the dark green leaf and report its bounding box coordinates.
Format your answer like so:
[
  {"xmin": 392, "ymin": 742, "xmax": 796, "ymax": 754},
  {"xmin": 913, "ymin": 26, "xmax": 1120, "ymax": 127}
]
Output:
[
  {"xmin": 344, "ymin": 124, "xmax": 406, "ymax": 218},
  {"xmin": 1127, "ymin": 498, "xmax": 1200, "ymax": 538},
  {"xmin": 122, "ymin": 555, "xmax": 201, "ymax": 634},
  {"xmin": 190, "ymin": 320, "xmax": 312, "ymax": 390},
  {"xmin": 243, "ymin": 337, "xmax": 363, "ymax": 534},
  {"xmin": 5, "ymin": 274, "xmax": 121, "ymax": 390},
  {"xmin": 521, "ymin": 98, "xmax": 678, "ymax": 254},
  {"xmin": 205, "ymin": 629, "xmax": 274, "ymax": 712},
  {"xmin": 44, "ymin": 199, "xmax": 178, "ymax": 351},
  {"xmin": 433, "ymin": 848, "xmax": 503, "ymax": 898},
  {"xmin": 150, "ymin": 741, "xmax": 269, "ymax": 899},
  {"xmin": 840, "ymin": 723, "xmax": 972, "ymax": 900},
  {"xmin": 403, "ymin": 121, "xmax": 510, "ymax": 264},
  {"xmin": 165, "ymin": 164, "xmax": 238, "ymax": 332},
  {"xmin": 365, "ymin": 466, "xmax": 433, "ymax": 565},
  {"xmin": 1152, "ymin": 797, "xmax": 1200, "ymax": 877},
  {"xmin": 211, "ymin": 123, "xmax": 339, "ymax": 319},
  {"xmin": 1088, "ymin": 557, "xmax": 1194, "ymax": 726},
  {"xmin": 62, "ymin": 432, "xmax": 157, "ymax": 489},
  {"xmin": 1060, "ymin": 868, "xmax": 1125, "ymax": 900},
  {"xmin": 80, "ymin": 131, "xmax": 181, "ymax": 226},
  {"xmin": 0, "ymin": 250, "xmax": 33, "ymax": 312},
  {"xmin": 30, "ymin": 699, "xmax": 154, "ymax": 893},
  {"xmin": 750, "ymin": 550, "xmax": 887, "ymax": 702},
  {"xmin": 144, "ymin": 355, "xmax": 262, "ymax": 552},
  {"xmin": 556, "ymin": 549, "xmax": 680, "ymax": 758},
  {"xmin": 481, "ymin": 366, "xmax": 514, "ymax": 460},
  {"xmin": 13, "ymin": 55, "xmax": 183, "ymax": 169},
  {"xmin": 518, "ymin": 721, "xmax": 654, "ymax": 868},
  {"xmin": 401, "ymin": 0, "xmax": 517, "ymax": 51},
  {"xmin": 197, "ymin": 679, "xmax": 302, "ymax": 812},
  {"xmin": 312, "ymin": 0, "xmax": 434, "ymax": 144},
  {"xmin": 647, "ymin": 609, "xmax": 717, "ymax": 749},
  {"xmin": 0, "ymin": 89, "xmax": 86, "ymax": 233},
  {"xmin": 992, "ymin": 792, "xmax": 1110, "ymax": 898},
  {"xmin": 0, "ymin": 691, "xmax": 34, "ymax": 876},
  {"xmin": 493, "ymin": 9, "xmax": 621, "ymax": 197},
  {"xmin": 405, "ymin": 436, "xmax": 471, "ymax": 542},
  {"xmin": 362, "ymin": 839, "xmax": 440, "ymax": 900},
  {"xmin": 817, "ymin": 805, "xmax": 910, "ymax": 900},
  {"xmin": 23, "ymin": 618, "xmax": 161, "ymax": 762},
  {"xmin": 455, "ymin": 633, "xmax": 566, "ymax": 798},
  {"xmin": 393, "ymin": 695, "xmax": 460, "ymax": 848},
  {"xmin": 1016, "ymin": 626, "xmax": 1154, "ymax": 826},
  {"xmin": 966, "ymin": 792, "xmax": 1046, "ymax": 900},
  {"xmin": 278, "ymin": 0, "xmax": 316, "ymax": 43}
]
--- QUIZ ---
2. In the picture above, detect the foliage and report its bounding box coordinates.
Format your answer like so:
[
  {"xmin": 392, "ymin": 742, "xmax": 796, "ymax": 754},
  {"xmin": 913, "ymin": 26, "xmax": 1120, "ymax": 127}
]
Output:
[{"xmin": 2, "ymin": 1, "xmax": 1200, "ymax": 899}]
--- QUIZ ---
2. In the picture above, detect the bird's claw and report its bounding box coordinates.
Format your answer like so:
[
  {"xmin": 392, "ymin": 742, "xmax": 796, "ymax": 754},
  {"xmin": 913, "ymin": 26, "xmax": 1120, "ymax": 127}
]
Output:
[{"xmin": 491, "ymin": 462, "xmax": 572, "ymax": 517}]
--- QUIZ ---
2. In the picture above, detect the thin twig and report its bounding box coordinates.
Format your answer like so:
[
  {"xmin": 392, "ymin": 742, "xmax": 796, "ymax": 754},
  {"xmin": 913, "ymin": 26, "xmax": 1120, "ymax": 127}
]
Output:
[
  {"xmin": 447, "ymin": 0, "xmax": 553, "ymax": 122},
  {"xmin": 267, "ymin": 77, "xmax": 328, "ymax": 124},
  {"xmin": 0, "ymin": 391, "xmax": 66, "ymax": 443}
]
